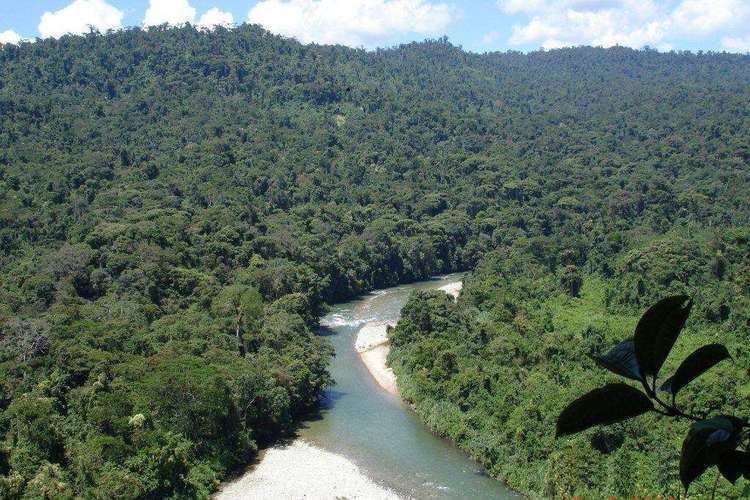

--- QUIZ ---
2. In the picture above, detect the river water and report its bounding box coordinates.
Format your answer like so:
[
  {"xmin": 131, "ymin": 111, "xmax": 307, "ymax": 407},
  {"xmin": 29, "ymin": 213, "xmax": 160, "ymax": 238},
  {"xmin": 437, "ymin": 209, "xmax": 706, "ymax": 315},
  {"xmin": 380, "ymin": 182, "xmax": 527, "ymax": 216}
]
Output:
[{"xmin": 297, "ymin": 274, "xmax": 515, "ymax": 499}]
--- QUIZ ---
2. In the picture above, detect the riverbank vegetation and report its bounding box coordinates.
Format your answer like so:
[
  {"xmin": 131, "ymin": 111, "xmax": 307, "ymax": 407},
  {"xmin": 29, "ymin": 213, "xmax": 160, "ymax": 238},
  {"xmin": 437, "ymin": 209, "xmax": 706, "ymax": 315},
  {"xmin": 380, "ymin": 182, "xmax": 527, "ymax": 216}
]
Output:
[
  {"xmin": 1, "ymin": 24, "xmax": 748, "ymax": 497},
  {"xmin": 390, "ymin": 230, "xmax": 750, "ymax": 497}
]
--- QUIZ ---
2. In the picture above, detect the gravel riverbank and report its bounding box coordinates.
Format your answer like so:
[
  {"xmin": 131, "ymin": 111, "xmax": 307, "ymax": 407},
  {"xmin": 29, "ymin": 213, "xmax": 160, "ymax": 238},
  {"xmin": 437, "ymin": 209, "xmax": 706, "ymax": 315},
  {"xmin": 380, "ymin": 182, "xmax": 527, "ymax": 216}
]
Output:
[{"xmin": 214, "ymin": 440, "xmax": 400, "ymax": 499}]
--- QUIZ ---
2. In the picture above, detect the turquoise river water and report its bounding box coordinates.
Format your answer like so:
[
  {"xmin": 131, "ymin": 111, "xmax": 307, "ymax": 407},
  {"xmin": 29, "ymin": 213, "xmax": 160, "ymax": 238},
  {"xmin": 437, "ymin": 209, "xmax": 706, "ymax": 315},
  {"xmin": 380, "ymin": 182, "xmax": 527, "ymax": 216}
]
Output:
[{"xmin": 296, "ymin": 274, "xmax": 516, "ymax": 499}]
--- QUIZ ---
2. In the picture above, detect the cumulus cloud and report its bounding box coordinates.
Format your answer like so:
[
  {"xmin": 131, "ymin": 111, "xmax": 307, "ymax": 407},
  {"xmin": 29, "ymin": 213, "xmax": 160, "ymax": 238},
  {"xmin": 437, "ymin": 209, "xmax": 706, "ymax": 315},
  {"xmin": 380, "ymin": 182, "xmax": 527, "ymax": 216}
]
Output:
[
  {"xmin": 722, "ymin": 35, "xmax": 750, "ymax": 53},
  {"xmin": 38, "ymin": 0, "xmax": 124, "ymax": 39},
  {"xmin": 198, "ymin": 8, "xmax": 235, "ymax": 29},
  {"xmin": 497, "ymin": 0, "xmax": 750, "ymax": 51},
  {"xmin": 670, "ymin": 0, "xmax": 746, "ymax": 36},
  {"xmin": 0, "ymin": 30, "xmax": 22, "ymax": 45},
  {"xmin": 248, "ymin": 0, "xmax": 453, "ymax": 47},
  {"xmin": 143, "ymin": 0, "xmax": 197, "ymax": 26}
]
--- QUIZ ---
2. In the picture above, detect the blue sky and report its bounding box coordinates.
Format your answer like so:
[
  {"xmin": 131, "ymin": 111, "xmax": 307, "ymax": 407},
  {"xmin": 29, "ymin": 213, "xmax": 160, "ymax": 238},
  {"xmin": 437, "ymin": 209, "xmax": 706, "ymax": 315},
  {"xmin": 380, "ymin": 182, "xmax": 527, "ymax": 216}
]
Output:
[{"xmin": 1, "ymin": 1, "xmax": 749, "ymax": 53}]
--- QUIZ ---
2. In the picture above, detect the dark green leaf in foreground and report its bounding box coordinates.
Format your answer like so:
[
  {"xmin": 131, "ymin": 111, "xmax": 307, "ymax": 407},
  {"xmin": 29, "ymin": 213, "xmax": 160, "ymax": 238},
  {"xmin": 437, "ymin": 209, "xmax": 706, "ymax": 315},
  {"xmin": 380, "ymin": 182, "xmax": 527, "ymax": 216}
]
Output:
[
  {"xmin": 660, "ymin": 344, "xmax": 731, "ymax": 396},
  {"xmin": 680, "ymin": 416, "xmax": 743, "ymax": 490},
  {"xmin": 556, "ymin": 383, "xmax": 654, "ymax": 437},
  {"xmin": 634, "ymin": 295, "xmax": 692, "ymax": 379},
  {"xmin": 589, "ymin": 339, "xmax": 643, "ymax": 381},
  {"xmin": 718, "ymin": 450, "xmax": 750, "ymax": 483}
]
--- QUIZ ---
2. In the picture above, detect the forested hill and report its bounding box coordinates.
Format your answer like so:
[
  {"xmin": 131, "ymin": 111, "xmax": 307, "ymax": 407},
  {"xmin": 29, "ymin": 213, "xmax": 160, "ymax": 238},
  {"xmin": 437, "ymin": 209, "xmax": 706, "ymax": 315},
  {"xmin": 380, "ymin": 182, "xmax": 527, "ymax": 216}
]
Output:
[{"xmin": 0, "ymin": 24, "xmax": 748, "ymax": 497}]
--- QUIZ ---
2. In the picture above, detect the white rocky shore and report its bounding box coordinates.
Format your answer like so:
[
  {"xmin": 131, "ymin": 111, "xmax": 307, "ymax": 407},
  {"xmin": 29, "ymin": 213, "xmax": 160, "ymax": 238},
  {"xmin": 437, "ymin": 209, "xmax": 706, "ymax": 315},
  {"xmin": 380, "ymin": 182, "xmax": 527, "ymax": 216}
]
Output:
[
  {"xmin": 355, "ymin": 321, "xmax": 399, "ymax": 395},
  {"xmin": 438, "ymin": 280, "xmax": 462, "ymax": 299},
  {"xmin": 215, "ymin": 440, "xmax": 399, "ymax": 500},
  {"xmin": 355, "ymin": 279, "xmax": 463, "ymax": 395}
]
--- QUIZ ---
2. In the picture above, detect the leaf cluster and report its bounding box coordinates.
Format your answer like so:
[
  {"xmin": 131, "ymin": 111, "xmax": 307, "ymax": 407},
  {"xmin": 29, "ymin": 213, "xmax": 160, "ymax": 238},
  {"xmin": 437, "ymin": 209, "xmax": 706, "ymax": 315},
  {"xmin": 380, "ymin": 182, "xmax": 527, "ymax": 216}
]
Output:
[{"xmin": 557, "ymin": 296, "xmax": 744, "ymax": 491}]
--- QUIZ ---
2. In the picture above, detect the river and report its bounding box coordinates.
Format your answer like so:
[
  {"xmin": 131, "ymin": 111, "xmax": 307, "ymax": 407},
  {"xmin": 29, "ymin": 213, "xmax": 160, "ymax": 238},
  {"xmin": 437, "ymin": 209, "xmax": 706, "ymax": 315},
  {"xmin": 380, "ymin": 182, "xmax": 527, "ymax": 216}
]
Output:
[{"xmin": 218, "ymin": 274, "xmax": 515, "ymax": 499}]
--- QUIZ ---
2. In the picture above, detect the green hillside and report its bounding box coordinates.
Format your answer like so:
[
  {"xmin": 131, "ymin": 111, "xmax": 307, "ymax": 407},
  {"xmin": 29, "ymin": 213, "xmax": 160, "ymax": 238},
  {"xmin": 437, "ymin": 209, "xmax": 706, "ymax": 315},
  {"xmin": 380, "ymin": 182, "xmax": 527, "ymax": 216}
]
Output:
[{"xmin": 0, "ymin": 24, "xmax": 748, "ymax": 497}]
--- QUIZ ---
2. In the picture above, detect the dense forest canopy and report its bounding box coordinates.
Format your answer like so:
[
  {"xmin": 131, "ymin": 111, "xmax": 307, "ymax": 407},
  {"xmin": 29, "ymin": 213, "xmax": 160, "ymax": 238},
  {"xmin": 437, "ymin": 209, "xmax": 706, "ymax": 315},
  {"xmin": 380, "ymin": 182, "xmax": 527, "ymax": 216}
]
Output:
[{"xmin": 0, "ymin": 24, "xmax": 748, "ymax": 498}]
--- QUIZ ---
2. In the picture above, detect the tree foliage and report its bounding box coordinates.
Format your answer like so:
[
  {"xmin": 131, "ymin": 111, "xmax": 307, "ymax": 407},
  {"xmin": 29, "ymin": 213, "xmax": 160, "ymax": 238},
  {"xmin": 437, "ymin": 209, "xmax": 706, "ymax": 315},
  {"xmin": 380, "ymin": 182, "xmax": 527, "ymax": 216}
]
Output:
[
  {"xmin": 389, "ymin": 234, "xmax": 749, "ymax": 497},
  {"xmin": 0, "ymin": 23, "xmax": 748, "ymax": 497},
  {"xmin": 557, "ymin": 297, "xmax": 744, "ymax": 493}
]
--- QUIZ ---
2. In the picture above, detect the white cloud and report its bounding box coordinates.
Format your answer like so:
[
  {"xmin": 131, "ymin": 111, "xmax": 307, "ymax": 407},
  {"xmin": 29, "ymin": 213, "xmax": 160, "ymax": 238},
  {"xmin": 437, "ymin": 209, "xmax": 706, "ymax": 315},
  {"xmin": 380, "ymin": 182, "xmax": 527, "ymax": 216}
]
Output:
[
  {"xmin": 0, "ymin": 30, "xmax": 22, "ymax": 45},
  {"xmin": 248, "ymin": 0, "xmax": 453, "ymax": 47},
  {"xmin": 143, "ymin": 0, "xmax": 196, "ymax": 27},
  {"xmin": 670, "ymin": 0, "xmax": 747, "ymax": 36},
  {"xmin": 722, "ymin": 35, "xmax": 750, "ymax": 53},
  {"xmin": 38, "ymin": 0, "xmax": 124, "ymax": 39},
  {"xmin": 497, "ymin": 0, "xmax": 750, "ymax": 50},
  {"xmin": 198, "ymin": 8, "xmax": 235, "ymax": 29}
]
